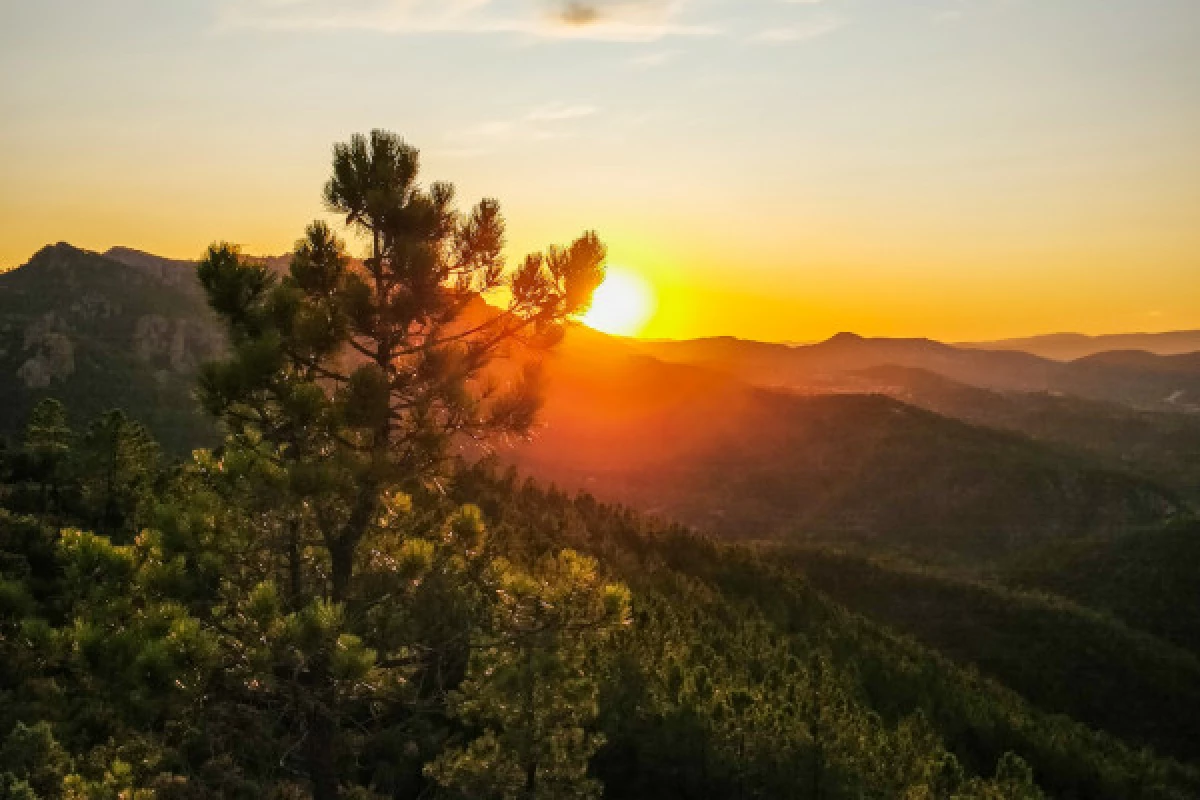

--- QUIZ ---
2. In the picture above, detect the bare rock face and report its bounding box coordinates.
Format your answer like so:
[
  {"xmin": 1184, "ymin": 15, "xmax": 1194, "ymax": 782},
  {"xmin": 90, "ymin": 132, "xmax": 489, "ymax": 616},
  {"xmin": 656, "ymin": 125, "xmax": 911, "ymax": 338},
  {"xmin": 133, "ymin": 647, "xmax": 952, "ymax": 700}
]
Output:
[
  {"xmin": 133, "ymin": 314, "xmax": 173, "ymax": 364},
  {"xmin": 133, "ymin": 315, "xmax": 225, "ymax": 372},
  {"xmin": 69, "ymin": 292, "xmax": 119, "ymax": 321},
  {"xmin": 18, "ymin": 315, "xmax": 75, "ymax": 387}
]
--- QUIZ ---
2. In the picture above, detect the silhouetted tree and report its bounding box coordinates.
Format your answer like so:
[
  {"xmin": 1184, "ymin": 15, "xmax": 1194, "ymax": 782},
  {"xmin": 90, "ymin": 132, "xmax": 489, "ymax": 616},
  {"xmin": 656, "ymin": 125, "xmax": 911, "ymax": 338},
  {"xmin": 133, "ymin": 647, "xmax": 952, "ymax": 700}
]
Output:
[
  {"xmin": 196, "ymin": 129, "xmax": 607, "ymax": 799},
  {"xmin": 199, "ymin": 129, "xmax": 605, "ymax": 604}
]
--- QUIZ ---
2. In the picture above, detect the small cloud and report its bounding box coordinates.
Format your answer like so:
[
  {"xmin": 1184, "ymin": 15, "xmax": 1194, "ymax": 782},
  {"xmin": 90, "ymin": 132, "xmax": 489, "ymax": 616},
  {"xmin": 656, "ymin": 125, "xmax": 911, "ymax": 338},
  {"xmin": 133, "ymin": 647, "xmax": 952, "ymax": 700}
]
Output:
[
  {"xmin": 450, "ymin": 101, "xmax": 602, "ymax": 152},
  {"xmin": 628, "ymin": 49, "xmax": 681, "ymax": 68},
  {"xmin": 525, "ymin": 103, "xmax": 600, "ymax": 122},
  {"xmin": 751, "ymin": 16, "xmax": 845, "ymax": 43},
  {"xmin": 470, "ymin": 120, "xmax": 519, "ymax": 139}
]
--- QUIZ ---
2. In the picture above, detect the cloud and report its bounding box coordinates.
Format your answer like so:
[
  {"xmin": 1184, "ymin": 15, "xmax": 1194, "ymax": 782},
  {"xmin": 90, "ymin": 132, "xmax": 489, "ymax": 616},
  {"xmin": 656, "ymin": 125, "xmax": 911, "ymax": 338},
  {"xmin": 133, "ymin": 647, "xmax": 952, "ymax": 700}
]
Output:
[
  {"xmin": 751, "ymin": 15, "xmax": 845, "ymax": 43},
  {"xmin": 524, "ymin": 103, "xmax": 600, "ymax": 122},
  {"xmin": 447, "ymin": 102, "xmax": 601, "ymax": 154},
  {"xmin": 627, "ymin": 49, "xmax": 681, "ymax": 68},
  {"xmin": 216, "ymin": 0, "xmax": 717, "ymax": 41}
]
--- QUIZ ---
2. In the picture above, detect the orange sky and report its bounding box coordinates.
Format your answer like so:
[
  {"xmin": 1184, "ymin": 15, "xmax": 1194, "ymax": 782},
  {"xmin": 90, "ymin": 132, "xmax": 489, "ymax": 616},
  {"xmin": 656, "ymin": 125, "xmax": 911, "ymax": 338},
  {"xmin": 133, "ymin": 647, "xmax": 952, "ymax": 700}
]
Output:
[{"xmin": 2, "ymin": 0, "xmax": 1198, "ymax": 342}]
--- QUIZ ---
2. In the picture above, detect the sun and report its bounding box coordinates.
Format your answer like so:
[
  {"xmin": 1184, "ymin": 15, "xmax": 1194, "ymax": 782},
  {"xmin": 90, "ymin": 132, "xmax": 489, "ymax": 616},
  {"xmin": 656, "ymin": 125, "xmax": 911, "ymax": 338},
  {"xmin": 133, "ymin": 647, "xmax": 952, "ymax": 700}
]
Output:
[{"xmin": 582, "ymin": 266, "xmax": 657, "ymax": 336}]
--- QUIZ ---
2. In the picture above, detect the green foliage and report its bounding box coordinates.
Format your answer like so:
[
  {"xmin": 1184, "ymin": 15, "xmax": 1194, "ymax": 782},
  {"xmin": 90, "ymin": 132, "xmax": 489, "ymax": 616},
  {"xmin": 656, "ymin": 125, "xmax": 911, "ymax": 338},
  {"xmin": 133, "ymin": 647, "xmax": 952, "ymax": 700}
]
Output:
[
  {"xmin": 0, "ymin": 721, "xmax": 71, "ymax": 798},
  {"xmin": 3, "ymin": 403, "xmax": 1200, "ymax": 798},
  {"xmin": 181, "ymin": 130, "xmax": 611, "ymax": 798},
  {"xmin": 453, "ymin": 468, "xmax": 1200, "ymax": 799},
  {"xmin": 77, "ymin": 411, "xmax": 159, "ymax": 536},
  {"xmin": 21, "ymin": 399, "xmax": 73, "ymax": 515},
  {"xmin": 1002, "ymin": 520, "xmax": 1200, "ymax": 655},
  {"xmin": 429, "ymin": 550, "xmax": 629, "ymax": 800},
  {"xmin": 785, "ymin": 546, "xmax": 1200, "ymax": 763}
]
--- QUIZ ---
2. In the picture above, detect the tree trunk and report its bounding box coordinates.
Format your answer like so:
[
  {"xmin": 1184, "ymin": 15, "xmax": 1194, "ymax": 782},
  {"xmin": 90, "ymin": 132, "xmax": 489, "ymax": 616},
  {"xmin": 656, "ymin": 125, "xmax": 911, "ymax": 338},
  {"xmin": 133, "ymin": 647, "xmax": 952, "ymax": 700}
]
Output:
[
  {"xmin": 524, "ymin": 758, "xmax": 538, "ymax": 800},
  {"xmin": 330, "ymin": 542, "xmax": 354, "ymax": 605},
  {"xmin": 810, "ymin": 658, "xmax": 823, "ymax": 800},
  {"xmin": 331, "ymin": 481, "xmax": 379, "ymax": 602},
  {"xmin": 288, "ymin": 517, "xmax": 302, "ymax": 610},
  {"xmin": 308, "ymin": 691, "xmax": 340, "ymax": 800},
  {"xmin": 522, "ymin": 643, "xmax": 538, "ymax": 799}
]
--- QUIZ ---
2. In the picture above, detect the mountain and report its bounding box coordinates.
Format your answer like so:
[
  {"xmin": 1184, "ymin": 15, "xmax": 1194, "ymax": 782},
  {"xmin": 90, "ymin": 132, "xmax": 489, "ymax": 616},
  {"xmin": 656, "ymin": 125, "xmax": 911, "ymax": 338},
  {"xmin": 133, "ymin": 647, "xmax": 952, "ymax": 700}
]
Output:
[
  {"xmin": 510, "ymin": 337, "xmax": 1184, "ymax": 564},
  {"xmin": 632, "ymin": 332, "xmax": 1058, "ymax": 393},
  {"xmin": 849, "ymin": 364, "xmax": 1200, "ymax": 502},
  {"xmin": 0, "ymin": 243, "xmax": 222, "ymax": 452},
  {"xmin": 1, "ymin": 243, "xmax": 1188, "ymax": 563},
  {"xmin": 630, "ymin": 332, "xmax": 1200, "ymax": 411},
  {"xmin": 962, "ymin": 330, "xmax": 1200, "ymax": 361},
  {"xmin": 1061, "ymin": 350, "xmax": 1200, "ymax": 410},
  {"xmin": 1076, "ymin": 350, "xmax": 1200, "ymax": 373}
]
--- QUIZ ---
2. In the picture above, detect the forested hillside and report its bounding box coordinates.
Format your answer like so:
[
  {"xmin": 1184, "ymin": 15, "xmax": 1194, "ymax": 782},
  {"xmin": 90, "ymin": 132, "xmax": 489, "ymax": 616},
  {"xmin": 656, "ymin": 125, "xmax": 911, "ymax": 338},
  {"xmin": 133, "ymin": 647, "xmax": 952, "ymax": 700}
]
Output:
[
  {"xmin": 515, "ymin": 347, "xmax": 1183, "ymax": 562},
  {"xmin": 5, "ymin": 407, "xmax": 1200, "ymax": 798},
  {"xmin": 851, "ymin": 364, "xmax": 1200, "ymax": 502},
  {"xmin": 1002, "ymin": 522, "xmax": 1200, "ymax": 655},
  {"xmin": 0, "ymin": 244, "xmax": 221, "ymax": 453},
  {"xmin": 781, "ymin": 547, "xmax": 1200, "ymax": 763}
]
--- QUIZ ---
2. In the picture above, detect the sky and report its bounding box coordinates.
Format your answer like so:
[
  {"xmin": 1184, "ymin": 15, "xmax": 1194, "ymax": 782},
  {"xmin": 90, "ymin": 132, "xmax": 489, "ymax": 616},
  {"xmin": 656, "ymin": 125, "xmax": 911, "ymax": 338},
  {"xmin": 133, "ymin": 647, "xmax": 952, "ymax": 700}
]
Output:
[{"xmin": 1, "ymin": 0, "xmax": 1198, "ymax": 342}]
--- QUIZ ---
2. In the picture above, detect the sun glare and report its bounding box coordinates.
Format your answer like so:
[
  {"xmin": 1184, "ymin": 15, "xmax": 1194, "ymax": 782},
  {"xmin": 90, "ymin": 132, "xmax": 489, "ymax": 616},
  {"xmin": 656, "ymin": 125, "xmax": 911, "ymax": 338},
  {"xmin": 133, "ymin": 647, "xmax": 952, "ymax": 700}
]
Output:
[{"xmin": 583, "ymin": 266, "xmax": 657, "ymax": 337}]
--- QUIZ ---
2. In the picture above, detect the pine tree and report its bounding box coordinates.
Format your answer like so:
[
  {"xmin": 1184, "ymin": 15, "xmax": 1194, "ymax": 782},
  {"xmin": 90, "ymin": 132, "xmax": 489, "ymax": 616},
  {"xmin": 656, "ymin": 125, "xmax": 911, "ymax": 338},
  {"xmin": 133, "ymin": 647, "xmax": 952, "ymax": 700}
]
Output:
[
  {"xmin": 20, "ymin": 399, "xmax": 73, "ymax": 515},
  {"xmin": 198, "ymin": 129, "xmax": 605, "ymax": 605},
  {"xmin": 195, "ymin": 129, "xmax": 607, "ymax": 799},
  {"xmin": 77, "ymin": 410, "xmax": 159, "ymax": 537},
  {"xmin": 428, "ymin": 550, "xmax": 631, "ymax": 800}
]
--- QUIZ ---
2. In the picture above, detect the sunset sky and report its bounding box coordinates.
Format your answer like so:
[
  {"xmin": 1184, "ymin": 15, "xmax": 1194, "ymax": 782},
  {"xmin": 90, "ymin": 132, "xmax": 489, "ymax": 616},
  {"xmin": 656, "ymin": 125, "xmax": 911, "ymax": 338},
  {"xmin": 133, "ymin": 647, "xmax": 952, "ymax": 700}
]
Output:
[{"xmin": 2, "ymin": 0, "xmax": 1198, "ymax": 342}]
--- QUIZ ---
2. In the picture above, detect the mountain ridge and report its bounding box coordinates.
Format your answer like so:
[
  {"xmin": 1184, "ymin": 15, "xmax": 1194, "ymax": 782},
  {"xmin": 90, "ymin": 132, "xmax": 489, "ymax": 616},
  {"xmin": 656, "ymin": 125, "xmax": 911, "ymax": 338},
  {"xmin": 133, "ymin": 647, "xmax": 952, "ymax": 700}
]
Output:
[{"xmin": 0, "ymin": 242, "xmax": 1193, "ymax": 557}]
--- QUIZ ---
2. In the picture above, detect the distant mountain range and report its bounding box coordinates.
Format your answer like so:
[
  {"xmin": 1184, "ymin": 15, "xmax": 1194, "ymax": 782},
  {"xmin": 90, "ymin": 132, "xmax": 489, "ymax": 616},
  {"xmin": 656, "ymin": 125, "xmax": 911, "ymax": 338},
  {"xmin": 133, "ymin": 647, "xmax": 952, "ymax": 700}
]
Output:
[
  {"xmin": 961, "ymin": 330, "xmax": 1200, "ymax": 361},
  {"xmin": 514, "ymin": 337, "xmax": 1183, "ymax": 562},
  {"xmin": 629, "ymin": 332, "xmax": 1200, "ymax": 412},
  {"xmin": 2, "ymin": 242, "xmax": 1197, "ymax": 561},
  {"xmin": 848, "ymin": 364, "xmax": 1200, "ymax": 504}
]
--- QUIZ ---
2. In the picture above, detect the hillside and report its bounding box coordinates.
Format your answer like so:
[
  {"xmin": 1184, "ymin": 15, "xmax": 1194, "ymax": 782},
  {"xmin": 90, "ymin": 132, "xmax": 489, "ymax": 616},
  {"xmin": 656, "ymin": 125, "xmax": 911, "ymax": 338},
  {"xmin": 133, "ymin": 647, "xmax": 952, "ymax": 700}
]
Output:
[
  {"xmin": 632, "ymin": 332, "xmax": 1059, "ymax": 394},
  {"xmin": 1002, "ymin": 521, "xmax": 1200, "ymax": 656},
  {"xmin": 851, "ymin": 364, "xmax": 1200, "ymax": 502},
  {"xmin": 781, "ymin": 546, "xmax": 1200, "ymax": 763},
  {"xmin": 512, "ymin": 342, "xmax": 1184, "ymax": 563},
  {"xmin": 0, "ymin": 244, "xmax": 221, "ymax": 452},
  {"xmin": 7, "ymin": 430, "xmax": 1200, "ymax": 798},
  {"xmin": 455, "ymin": 470, "xmax": 1200, "ymax": 798}
]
